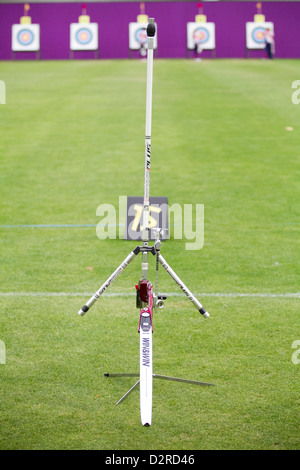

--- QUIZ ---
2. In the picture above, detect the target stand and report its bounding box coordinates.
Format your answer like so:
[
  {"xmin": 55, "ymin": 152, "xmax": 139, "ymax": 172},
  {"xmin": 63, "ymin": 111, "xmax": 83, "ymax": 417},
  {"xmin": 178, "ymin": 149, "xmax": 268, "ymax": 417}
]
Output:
[
  {"xmin": 186, "ymin": 22, "xmax": 216, "ymax": 59},
  {"xmin": 245, "ymin": 21, "xmax": 274, "ymax": 58},
  {"xmin": 128, "ymin": 21, "xmax": 158, "ymax": 59},
  {"xmin": 70, "ymin": 22, "xmax": 99, "ymax": 60},
  {"xmin": 11, "ymin": 24, "xmax": 41, "ymax": 60},
  {"xmin": 12, "ymin": 49, "xmax": 40, "ymax": 61}
]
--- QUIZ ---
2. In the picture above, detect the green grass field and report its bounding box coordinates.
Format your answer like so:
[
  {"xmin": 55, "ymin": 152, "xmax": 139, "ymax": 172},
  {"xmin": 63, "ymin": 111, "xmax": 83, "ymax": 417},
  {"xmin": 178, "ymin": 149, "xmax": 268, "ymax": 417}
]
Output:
[{"xmin": 0, "ymin": 58, "xmax": 299, "ymax": 450}]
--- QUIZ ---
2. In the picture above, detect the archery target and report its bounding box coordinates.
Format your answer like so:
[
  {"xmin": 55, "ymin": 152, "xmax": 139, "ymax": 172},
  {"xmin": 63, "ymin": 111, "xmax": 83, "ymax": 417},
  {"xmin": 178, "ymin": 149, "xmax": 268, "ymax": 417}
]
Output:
[
  {"xmin": 18, "ymin": 29, "xmax": 34, "ymax": 46},
  {"xmin": 76, "ymin": 28, "xmax": 92, "ymax": 45},
  {"xmin": 246, "ymin": 22, "xmax": 274, "ymax": 49},
  {"xmin": 70, "ymin": 23, "xmax": 98, "ymax": 50},
  {"xmin": 129, "ymin": 23, "xmax": 158, "ymax": 50},
  {"xmin": 187, "ymin": 22, "xmax": 215, "ymax": 50},
  {"xmin": 12, "ymin": 24, "xmax": 40, "ymax": 51}
]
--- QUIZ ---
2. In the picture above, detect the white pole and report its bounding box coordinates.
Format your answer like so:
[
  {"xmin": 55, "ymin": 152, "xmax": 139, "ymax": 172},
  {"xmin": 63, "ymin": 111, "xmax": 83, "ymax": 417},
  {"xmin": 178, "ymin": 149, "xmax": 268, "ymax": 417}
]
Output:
[
  {"xmin": 140, "ymin": 19, "xmax": 156, "ymax": 427},
  {"xmin": 141, "ymin": 19, "xmax": 155, "ymax": 255},
  {"xmin": 139, "ymin": 307, "xmax": 153, "ymax": 426}
]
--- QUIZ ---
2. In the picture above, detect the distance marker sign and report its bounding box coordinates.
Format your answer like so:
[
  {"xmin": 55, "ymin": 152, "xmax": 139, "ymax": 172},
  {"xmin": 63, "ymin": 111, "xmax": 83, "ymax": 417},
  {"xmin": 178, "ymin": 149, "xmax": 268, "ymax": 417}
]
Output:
[
  {"xmin": 126, "ymin": 197, "xmax": 168, "ymax": 241},
  {"xmin": 12, "ymin": 24, "xmax": 40, "ymax": 51},
  {"xmin": 70, "ymin": 23, "xmax": 98, "ymax": 50}
]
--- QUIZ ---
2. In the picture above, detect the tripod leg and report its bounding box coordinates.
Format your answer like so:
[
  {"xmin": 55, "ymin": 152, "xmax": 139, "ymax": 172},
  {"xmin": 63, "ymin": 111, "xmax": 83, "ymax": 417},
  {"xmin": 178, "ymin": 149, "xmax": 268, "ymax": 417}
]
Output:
[
  {"xmin": 104, "ymin": 374, "xmax": 141, "ymax": 405},
  {"xmin": 153, "ymin": 374, "xmax": 215, "ymax": 386},
  {"xmin": 78, "ymin": 246, "xmax": 140, "ymax": 316},
  {"xmin": 104, "ymin": 373, "xmax": 139, "ymax": 378},
  {"xmin": 158, "ymin": 254, "xmax": 209, "ymax": 318},
  {"xmin": 115, "ymin": 380, "xmax": 140, "ymax": 405}
]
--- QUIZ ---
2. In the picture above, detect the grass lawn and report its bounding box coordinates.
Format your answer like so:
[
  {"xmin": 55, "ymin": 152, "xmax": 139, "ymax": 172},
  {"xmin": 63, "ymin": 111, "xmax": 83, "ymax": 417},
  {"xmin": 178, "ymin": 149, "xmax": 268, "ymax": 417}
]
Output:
[{"xmin": 0, "ymin": 58, "xmax": 299, "ymax": 450}]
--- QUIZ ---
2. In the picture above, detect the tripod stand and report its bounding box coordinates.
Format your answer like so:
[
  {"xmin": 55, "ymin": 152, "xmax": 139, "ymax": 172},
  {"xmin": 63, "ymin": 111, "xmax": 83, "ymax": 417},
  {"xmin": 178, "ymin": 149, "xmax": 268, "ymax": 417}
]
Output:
[{"xmin": 78, "ymin": 18, "xmax": 214, "ymax": 427}]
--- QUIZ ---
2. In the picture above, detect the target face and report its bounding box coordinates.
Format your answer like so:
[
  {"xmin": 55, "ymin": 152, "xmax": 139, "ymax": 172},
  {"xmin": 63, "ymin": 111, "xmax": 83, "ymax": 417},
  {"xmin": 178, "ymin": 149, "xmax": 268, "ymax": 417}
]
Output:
[
  {"xmin": 70, "ymin": 23, "xmax": 98, "ymax": 51},
  {"xmin": 246, "ymin": 22, "xmax": 274, "ymax": 49},
  {"xmin": 193, "ymin": 27, "xmax": 210, "ymax": 45},
  {"xmin": 12, "ymin": 24, "xmax": 40, "ymax": 51},
  {"xmin": 76, "ymin": 28, "xmax": 93, "ymax": 45},
  {"xmin": 135, "ymin": 27, "xmax": 147, "ymax": 46},
  {"xmin": 18, "ymin": 29, "xmax": 34, "ymax": 46},
  {"xmin": 252, "ymin": 27, "xmax": 266, "ymax": 44},
  {"xmin": 187, "ymin": 22, "xmax": 215, "ymax": 50},
  {"xmin": 129, "ymin": 23, "xmax": 158, "ymax": 50}
]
